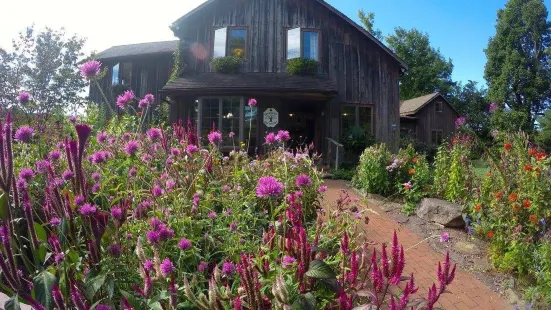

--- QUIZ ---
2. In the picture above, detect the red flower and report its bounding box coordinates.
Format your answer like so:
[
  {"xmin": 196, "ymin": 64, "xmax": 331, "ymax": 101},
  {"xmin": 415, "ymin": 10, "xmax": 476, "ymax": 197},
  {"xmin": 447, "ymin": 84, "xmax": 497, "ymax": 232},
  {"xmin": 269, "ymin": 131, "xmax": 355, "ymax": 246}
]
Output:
[
  {"xmin": 486, "ymin": 172, "xmax": 492, "ymax": 177},
  {"xmin": 474, "ymin": 204, "xmax": 482, "ymax": 212},
  {"xmin": 537, "ymin": 152, "xmax": 546, "ymax": 161},
  {"xmin": 529, "ymin": 148, "xmax": 537, "ymax": 156},
  {"xmin": 495, "ymin": 192, "xmax": 503, "ymax": 199},
  {"xmin": 412, "ymin": 157, "xmax": 419, "ymax": 164},
  {"xmin": 513, "ymin": 204, "xmax": 521, "ymax": 212},
  {"xmin": 487, "ymin": 231, "xmax": 495, "ymax": 239},
  {"xmin": 523, "ymin": 200, "xmax": 531, "ymax": 208},
  {"xmin": 529, "ymin": 215, "xmax": 538, "ymax": 224},
  {"xmin": 408, "ymin": 169, "xmax": 415, "ymax": 175},
  {"xmin": 524, "ymin": 165, "xmax": 532, "ymax": 171},
  {"xmin": 508, "ymin": 193, "xmax": 518, "ymax": 203},
  {"xmin": 504, "ymin": 143, "xmax": 512, "ymax": 151}
]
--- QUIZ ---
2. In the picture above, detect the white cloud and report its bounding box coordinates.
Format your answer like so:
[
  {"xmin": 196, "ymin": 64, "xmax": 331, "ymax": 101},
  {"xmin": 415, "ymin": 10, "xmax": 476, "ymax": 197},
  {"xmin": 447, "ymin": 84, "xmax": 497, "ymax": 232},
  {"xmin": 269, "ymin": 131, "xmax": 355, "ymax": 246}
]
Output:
[{"xmin": 0, "ymin": 0, "xmax": 207, "ymax": 53}]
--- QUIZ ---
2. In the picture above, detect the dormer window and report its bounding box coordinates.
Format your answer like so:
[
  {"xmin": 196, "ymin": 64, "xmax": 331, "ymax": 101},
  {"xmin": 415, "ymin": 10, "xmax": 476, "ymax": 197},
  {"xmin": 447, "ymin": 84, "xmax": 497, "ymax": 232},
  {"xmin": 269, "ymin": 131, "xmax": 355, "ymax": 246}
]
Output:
[
  {"xmin": 435, "ymin": 101, "xmax": 443, "ymax": 112},
  {"xmin": 213, "ymin": 27, "xmax": 247, "ymax": 58},
  {"xmin": 287, "ymin": 28, "xmax": 320, "ymax": 61}
]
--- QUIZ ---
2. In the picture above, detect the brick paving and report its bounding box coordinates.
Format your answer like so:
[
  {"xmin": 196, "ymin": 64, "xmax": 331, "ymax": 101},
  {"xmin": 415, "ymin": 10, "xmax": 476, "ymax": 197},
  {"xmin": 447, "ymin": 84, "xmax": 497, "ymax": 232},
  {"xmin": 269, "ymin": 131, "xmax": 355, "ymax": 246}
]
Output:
[{"xmin": 322, "ymin": 179, "xmax": 509, "ymax": 310}]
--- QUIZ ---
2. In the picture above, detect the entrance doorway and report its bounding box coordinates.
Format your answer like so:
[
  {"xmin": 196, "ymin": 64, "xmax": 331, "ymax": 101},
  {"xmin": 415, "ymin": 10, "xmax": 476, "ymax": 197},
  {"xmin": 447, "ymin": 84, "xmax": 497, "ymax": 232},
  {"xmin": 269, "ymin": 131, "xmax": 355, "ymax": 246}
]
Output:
[{"xmin": 285, "ymin": 101, "xmax": 323, "ymax": 152}]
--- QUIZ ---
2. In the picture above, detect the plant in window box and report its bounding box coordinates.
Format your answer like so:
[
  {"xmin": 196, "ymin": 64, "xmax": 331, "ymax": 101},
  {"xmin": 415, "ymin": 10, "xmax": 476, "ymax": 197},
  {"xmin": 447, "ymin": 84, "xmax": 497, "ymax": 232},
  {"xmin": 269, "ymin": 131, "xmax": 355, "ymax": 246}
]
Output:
[
  {"xmin": 211, "ymin": 56, "xmax": 242, "ymax": 74},
  {"xmin": 286, "ymin": 58, "xmax": 319, "ymax": 76}
]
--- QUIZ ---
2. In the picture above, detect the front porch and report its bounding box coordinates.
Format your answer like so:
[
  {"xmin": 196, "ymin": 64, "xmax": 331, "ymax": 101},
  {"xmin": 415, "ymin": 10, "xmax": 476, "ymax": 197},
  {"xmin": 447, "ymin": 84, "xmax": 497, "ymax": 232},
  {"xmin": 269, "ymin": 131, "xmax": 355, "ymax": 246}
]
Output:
[{"xmin": 162, "ymin": 72, "xmax": 338, "ymax": 156}]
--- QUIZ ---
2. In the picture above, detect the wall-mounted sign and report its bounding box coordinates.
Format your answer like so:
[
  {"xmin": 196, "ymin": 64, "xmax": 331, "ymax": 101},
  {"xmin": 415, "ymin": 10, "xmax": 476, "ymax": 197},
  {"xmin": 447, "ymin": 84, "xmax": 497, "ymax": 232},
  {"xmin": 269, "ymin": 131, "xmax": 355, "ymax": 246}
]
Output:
[{"xmin": 263, "ymin": 108, "xmax": 279, "ymax": 127}]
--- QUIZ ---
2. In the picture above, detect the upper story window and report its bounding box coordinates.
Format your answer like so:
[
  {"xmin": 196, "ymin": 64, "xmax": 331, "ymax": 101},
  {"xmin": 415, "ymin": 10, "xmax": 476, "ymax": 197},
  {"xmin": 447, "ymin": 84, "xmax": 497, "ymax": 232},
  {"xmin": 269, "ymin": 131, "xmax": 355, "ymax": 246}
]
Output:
[
  {"xmin": 111, "ymin": 62, "xmax": 132, "ymax": 85},
  {"xmin": 435, "ymin": 101, "xmax": 443, "ymax": 112},
  {"xmin": 213, "ymin": 27, "xmax": 248, "ymax": 58},
  {"xmin": 287, "ymin": 28, "xmax": 320, "ymax": 61}
]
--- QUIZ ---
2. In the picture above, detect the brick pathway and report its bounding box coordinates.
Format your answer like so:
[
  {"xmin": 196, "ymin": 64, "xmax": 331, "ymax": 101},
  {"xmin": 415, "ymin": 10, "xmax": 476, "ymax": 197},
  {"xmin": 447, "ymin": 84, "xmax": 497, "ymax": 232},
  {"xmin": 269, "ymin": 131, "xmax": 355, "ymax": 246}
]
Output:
[{"xmin": 322, "ymin": 179, "xmax": 509, "ymax": 310}]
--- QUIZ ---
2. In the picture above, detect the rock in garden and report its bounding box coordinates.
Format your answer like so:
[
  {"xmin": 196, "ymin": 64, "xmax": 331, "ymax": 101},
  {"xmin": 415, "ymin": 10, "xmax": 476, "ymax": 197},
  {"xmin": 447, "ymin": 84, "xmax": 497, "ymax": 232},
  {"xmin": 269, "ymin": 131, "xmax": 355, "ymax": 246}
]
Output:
[
  {"xmin": 455, "ymin": 241, "xmax": 482, "ymax": 255},
  {"xmin": 416, "ymin": 198, "xmax": 465, "ymax": 227}
]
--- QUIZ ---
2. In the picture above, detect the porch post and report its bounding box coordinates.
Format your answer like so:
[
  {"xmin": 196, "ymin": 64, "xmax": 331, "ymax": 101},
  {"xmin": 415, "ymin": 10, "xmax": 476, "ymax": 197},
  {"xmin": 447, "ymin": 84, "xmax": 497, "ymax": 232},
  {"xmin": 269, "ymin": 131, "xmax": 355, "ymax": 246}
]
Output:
[{"xmin": 197, "ymin": 98, "xmax": 203, "ymax": 143}]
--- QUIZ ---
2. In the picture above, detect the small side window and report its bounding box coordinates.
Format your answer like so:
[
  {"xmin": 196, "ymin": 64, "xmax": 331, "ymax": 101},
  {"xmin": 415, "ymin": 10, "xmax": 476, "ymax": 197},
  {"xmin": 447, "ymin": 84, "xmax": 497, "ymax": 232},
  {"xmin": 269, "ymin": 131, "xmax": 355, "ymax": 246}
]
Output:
[
  {"xmin": 111, "ymin": 63, "xmax": 120, "ymax": 85},
  {"xmin": 431, "ymin": 130, "xmax": 443, "ymax": 145},
  {"xmin": 435, "ymin": 101, "xmax": 443, "ymax": 112}
]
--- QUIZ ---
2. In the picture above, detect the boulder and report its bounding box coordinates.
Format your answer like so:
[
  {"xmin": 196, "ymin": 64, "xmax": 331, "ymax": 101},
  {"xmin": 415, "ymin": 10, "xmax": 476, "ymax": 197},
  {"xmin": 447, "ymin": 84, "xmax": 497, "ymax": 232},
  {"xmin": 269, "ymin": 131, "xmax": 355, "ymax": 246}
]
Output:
[
  {"xmin": 454, "ymin": 241, "xmax": 481, "ymax": 255},
  {"xmin": 416, "ymin": 198, "xmax": 465, "ymax": 228}
]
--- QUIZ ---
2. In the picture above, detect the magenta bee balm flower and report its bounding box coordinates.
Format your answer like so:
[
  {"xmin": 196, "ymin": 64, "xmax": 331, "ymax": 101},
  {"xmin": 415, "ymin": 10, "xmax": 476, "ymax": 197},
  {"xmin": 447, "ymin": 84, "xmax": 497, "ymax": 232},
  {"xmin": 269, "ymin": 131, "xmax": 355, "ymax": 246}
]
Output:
[
  {"xmin": 14, "ymin": 126, "xmax": 34, "ymax": 143},
  {"xmin": 208, "ymin": 131, "xmax": 222, "ymax": 145},
  {"xmin": 79, "ymin": 203, "xmax": 97, "ymax": 216},
  {"xmin": 116, "ymin": 90, "xmax": 135, "ymax": 109},
  {"xmin": 160, "ymin": 258, "xmax": 174, "ymax": 277},
  {"xmin": 264, "ymin": 132, "xmax": 277, "ymax": 145},
  {"xmin": 138, "ymin": 94, "xmax": 155, "ymax": 109},
  {"xmin": 222, "ymin": 261, "xmax": 235, "ymax": 275},
  {"xmin": 17, "ymin": 91, "xmax": 31, "ymax": 104},
  {"xmin": 295, "ymin": 174, "xmax": 312, "ymax": 188},
  {"xmin": 256, "ymin": 176, "xmax": 284, "ymax": 198},
  {"xmin": 248, "ymin": 98, "xmax": 257, "ymax": 107},
  {"xmin": 18, "ymin": 168, "xmax": 35, "ymax": 181},
  {"xmin": 178, "ymin": 238, "xmax": 192, "ymax": 251},
  {"xmin": 124, "ymin": 140, "xmax": 139, "ymax": 156},
  {"xmin": 276, "ymin": 130, "xmax": 291, "ymax": 142},
  {"xmin": 80, "ymin": 60, "xmax": 102, "ymax": 79}
]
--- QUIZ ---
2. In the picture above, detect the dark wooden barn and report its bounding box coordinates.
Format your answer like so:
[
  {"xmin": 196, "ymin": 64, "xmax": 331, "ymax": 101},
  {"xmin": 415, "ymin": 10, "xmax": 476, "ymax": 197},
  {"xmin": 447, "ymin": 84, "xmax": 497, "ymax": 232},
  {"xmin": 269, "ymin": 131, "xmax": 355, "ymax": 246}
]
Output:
[{"xmin": 90, "ymin": 0, "xmax": 407, "ymax": 158}]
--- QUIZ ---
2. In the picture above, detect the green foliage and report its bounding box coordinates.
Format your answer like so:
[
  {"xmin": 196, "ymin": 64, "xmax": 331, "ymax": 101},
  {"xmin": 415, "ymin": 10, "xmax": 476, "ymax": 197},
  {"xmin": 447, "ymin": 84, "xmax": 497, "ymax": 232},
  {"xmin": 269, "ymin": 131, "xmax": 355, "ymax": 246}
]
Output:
[
  {"xmin": 432, "ymin": 135, "xmax": 476, "ymax": 203},
  {"xmin": 536, "ymin": 109, "xmax": 551, "ymax": 151},
  {"xmin": 399, "ymin": 153, "xmax": 431, "ymax": 215},
  {"xmin": 340, "ymin": 125, "xmax": 375, "ymax": 161},
  {"xmin": 0, "ymin": 25, "xmax": 87, "ymax": 117},
  {"xmin": 484, "ymin": 0, "xmax": 551, "ymax": 132},
  {"xmin": 490, "ymin": 107, "xmax": 531, "ymax": 134},
  {"xmin": 211, "ymin": 56, "xmax": 242, "ymax": 74},
  {"xmin": 170, "ymin": 41, "xmax": 186, "ymax": 81},
  {"xmin": 357, "ymin": 9, "xmax": 383, "ymax": 40},
  {"xmin": 352, "ymin": 144, "xmax": 392, "ymax": 195},
  {"xmin": 286, "ymin": 58, "xmax": 319, "ymax": 76},
  {"xmin": 449, "ymin": 80, "xmax": 491, "ymax": 139},
  {"xmin": 386, "ymin": 28, "xmax": 455, "ymax": 100},
  {"xmin": 327, "ymin": 168, "xmax": 355, "ymax": 181}
]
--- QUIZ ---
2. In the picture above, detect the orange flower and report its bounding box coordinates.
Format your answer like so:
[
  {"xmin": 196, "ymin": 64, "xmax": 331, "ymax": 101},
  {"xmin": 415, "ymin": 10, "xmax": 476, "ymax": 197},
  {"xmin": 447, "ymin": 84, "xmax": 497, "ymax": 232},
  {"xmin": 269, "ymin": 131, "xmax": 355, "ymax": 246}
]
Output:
[
  {"xmin": 529, "ymin": 215, "xmax": 538, "ymax": 224},
  {"xmin": 486, "ymin": 172, "xmax": 492, "ymax": 177},
  {"xmin": 537, "ymin": 152, "xmax": 547, "ymax": 161},
  {"xmin": 476, "ymin": 227, "xmax": 483, "ymax": 234},
  {"xmin": 408, "ymin": 169, "xmax": 415, "ymax": 175},
  {"xmin": 412, "ymin": 157, "xmax": 419, "ymax": 164},
  {"xmin": 508, "ymin": 193, "xmax": 518, "ymax": 203},
  {"xmin": 524, "ymin": 200, "xmax": 532, "ymax": 208},
  {"xmin": 513, "ymin": 204, "xmax": 521, "ymax": 212},
  {"xmin": 529, "ymin": 148, "xmax": 537, "ymax": 156},
  {"xmin": 524, "ymin": 165, "xmax": 532, "ymax": 171},
  {"xmin": 474, "ymin": 204, "xmax": 482, "ymax": 212},
  {"xmin": 487, "ymin": 231, "xmax": 495, "ymax": 239},
  {"xmin": 495, "ymin": 192, "xmax": 503, "ymax": 199},
  {"xmin": 504, "ymin": 143, "xmax": 512, "ymax": 151}
]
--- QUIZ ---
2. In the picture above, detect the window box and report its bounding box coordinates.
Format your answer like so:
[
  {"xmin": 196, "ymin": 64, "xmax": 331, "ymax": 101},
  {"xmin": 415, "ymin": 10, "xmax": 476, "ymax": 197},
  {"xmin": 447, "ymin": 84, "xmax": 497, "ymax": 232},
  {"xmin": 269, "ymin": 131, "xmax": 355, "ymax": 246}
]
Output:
[
  {"xmin": 286, "ymin": 58, "xmax": 319, "ymax": 76},
  {"xmin": 211, "ymin": 56, "xmax": 243, "ymax": 74}
]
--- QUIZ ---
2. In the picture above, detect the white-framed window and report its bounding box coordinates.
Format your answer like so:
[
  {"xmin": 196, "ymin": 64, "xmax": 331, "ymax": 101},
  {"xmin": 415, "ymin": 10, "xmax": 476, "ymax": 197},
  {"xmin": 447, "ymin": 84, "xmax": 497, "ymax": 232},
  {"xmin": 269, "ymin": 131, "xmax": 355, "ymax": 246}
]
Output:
[
  {"xmin": 194, "ymin": 97, "xmax": 258, "ymax": 147},
  {"xmin": 287, "ymin": 28, "xmax": 320, "ymax": 61},
  {"xmin": 213, "ymin": 27, "xmax": 247, "ymax": 58}
]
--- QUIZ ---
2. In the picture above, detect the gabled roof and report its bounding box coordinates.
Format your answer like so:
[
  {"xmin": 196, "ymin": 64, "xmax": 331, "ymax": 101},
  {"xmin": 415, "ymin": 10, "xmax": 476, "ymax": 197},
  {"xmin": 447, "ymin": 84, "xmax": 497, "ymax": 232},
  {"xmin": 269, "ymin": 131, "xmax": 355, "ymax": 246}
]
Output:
[
  {"xmin": 96, "ymin": 40, "xmax": 179, "ymax": 60},
  {"xmin": 170, "ymin": 0, "xmax": 407, "ymax": 70},
  {"xmin": 400, "ymin": 93, "xmax": 459, "ymax": 116},
  {"xmin": 162, "ymin": 72, "xmax": 337, "ymax": 94}
]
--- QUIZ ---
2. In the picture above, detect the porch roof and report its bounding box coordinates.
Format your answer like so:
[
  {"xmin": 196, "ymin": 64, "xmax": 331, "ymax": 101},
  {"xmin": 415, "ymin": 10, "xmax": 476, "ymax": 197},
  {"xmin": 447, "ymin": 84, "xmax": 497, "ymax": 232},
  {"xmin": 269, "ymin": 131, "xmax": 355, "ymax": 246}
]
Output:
[{"xmin": 161, "ymin": 73, "xmax": 338, "ymax": 95}]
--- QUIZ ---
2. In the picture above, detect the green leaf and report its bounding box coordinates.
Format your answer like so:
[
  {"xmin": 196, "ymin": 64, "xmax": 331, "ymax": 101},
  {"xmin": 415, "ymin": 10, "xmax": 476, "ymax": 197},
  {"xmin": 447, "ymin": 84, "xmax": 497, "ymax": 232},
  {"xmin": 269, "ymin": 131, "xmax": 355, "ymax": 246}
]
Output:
[
  {"xmin": 305, "ymin": 260, "xmax": 336, "ymax": 279},
  {"xmin": 0, "ymin": 192, "xmax": 9, "ymax": 221},
  {"xmin": 4, "ymin": 295, "xmax": 20, "ymax": 310},
  {"xmin": 84, "ymin": 273, "xmax": 107, "ymax": 300},
  {"xmin": 148, "ymin": 301, "xmax": 163, "ymax": 310},
  {"xmin": 33, "ymin": 271, "xmax": 56, "ymax": 310},
  {"xmin": 34, "ymin": 222, "xmax": 47, "ymax": 242},
  {"xmin": 291, "ymin": 293, "xmax": 316, "ymax": 310},
  {"xmin": 120, "ymin": 290, "xmax": 142, "ymax": 309}
]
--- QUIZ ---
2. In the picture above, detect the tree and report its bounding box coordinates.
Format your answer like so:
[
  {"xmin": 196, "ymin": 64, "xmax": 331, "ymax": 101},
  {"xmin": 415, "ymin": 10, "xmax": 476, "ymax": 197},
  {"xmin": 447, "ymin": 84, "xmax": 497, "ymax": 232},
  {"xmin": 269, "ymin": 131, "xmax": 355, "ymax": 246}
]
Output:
[
  {"xmin": 449, "ymin": 81, "xmax": 491, "ymax": 139},
  {"xmin": 0, "ymin": 26, "xmax": 87, "ymax": 121},
  {"xmin": 357, "ymin": 9, "xmax": 383, "ymax": 40},
  {"xmin": 484, "ymin": 0, "xmax": 551, "ymax": 132},
  {"xmin": 386, "ymin": 28, "xmax": 454, "ymax": 100},
  {"xmin": 536, "ymin": 109, "xmax": 551, "ymax": 150}
]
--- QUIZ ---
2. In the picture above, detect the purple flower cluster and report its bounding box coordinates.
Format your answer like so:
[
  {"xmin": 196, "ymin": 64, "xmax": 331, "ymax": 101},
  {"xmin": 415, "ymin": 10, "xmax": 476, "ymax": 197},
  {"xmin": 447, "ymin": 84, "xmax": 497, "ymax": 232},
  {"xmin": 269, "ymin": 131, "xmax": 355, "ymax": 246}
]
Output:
[
  {"xmin": 80, "ymin": 203, "xmax": 97, "ymax": 216},
  {"xmin": 18, "ymin": 168, "xmax": 35, "ymax": 181},
  {"xmin": 90, "ymin": 151, "xmax": 111, "ymax": 164},
  {"xmin": 116, "ymin": 90, "xmax": 135, "ymax": 109},
  {"xmin": 248, "ymin": 98, "xmax": 257, "ymax": 107},
  {"xmin": 146, "ymin": 128, "xmax": 162, "ymax": 141},
  {"xmin": 17, "ymin": 91, "xmax": 30, "ymax": 104},
  {"xmin": 489, "ymin": 102, "xmax": 499, "ymax": 113},
  {"xmin": 14, "ymin": 126, "xmax": 34, "ymax": 143},
  {"xmin": 454, "ymin": 116, "xmax": 467, "ymax": 128},
  {"xmin": 160, "ymin": 258, "xmax": 174, "ymax": 277},
  {"xmin": 256, "ymin": 176, "xmax": 284, "ymax": 198},
  {"xmin": 48, "ymin": 150, "xmax": 61, "ymax": 161},
  {"xmin": 110, "ymin": 206, "xmax": 123, "ymax": 221},
  {"xmin": 124, "ymin": 140, "xmax": 139, "ymax": 156},
  {"xmin": 264, "ymin": 130, "xmax": 291, "ymax": 145},
  {"xmin": 208, "ymin": 131, "xmax": 222, "ymax": 145},
  {"xmin": 138, "ymin": 94, "xmax": 155, "ymax": 109},
  {"xmin": 178, "ymin": 238, "xmax": 192, "ymax": 251},
  {"xmin": 80, "ymin": 60, "xmax": 102, "ymax": 79},
  {"xmin": 222, "ymin": 261, "xmax": 235, "ymax": 275},
  {"xmin": 295, "ymin": 174, "xmax": 312, "ymax": 188},
  {"xmin": 186, "ymin": 144, "xmax": 199, "ymax": 155},
  {"xmin": 282, "ymin": 256, "xmax": 296, "ymax": 269},
  {"xmin": 264, "ymin": 132, "xmax": 277, "ymax": 144},
  {"xmin": 146, "ymin": 217, "xmax": 174, "ymax": 245},
  {"xmin": 96, "ymin": 131, "xmax": 108, "ymax": 143}
]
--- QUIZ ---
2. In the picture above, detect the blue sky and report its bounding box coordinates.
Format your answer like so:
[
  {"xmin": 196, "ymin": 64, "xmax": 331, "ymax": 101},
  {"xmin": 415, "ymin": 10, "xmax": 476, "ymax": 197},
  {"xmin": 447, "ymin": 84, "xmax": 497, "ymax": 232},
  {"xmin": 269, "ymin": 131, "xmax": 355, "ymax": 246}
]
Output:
[{"xmin": 329, "ymin": 0, "xmax": 551, "ymax": 87}]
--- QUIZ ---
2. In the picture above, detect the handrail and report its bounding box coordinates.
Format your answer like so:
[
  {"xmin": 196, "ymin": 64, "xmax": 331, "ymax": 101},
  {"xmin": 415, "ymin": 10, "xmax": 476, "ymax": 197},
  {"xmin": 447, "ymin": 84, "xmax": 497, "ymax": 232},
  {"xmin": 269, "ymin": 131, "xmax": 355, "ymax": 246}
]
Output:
[{"xmin": 326, "ymin": 137, "xmax": 344, "ymax": 170}]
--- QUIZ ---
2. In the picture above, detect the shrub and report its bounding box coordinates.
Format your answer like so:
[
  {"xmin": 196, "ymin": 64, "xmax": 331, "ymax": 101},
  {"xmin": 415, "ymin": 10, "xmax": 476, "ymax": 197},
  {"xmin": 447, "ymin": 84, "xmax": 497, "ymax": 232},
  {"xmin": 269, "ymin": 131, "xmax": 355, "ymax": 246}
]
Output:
[
  {"xmin": 286, "ymin": 58, "xmax": 319, "ymax": 76},
  {"xmin": 211, "ymin": 56, "xmax": 242, "ymax": 73},
  {"xmin": 352, "ymin": 144, "xmax": 392, "ymax": 195}
]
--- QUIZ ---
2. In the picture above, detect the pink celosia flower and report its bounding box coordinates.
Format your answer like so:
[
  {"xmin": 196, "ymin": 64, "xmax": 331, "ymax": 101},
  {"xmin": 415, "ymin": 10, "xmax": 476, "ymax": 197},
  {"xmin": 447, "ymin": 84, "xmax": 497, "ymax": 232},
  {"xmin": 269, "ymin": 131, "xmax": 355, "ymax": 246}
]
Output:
[
  {"xmin": 276, "ymin": 130, "xmax": 291, "ymax": 142},
  {"xmin": 248, "ymin": 98, "xmax": 257, "ymax": 107},
  {"xmin": 124, "ymin": 140, "xmax": 139, "ymax": 156},
  {"xmin": 160, "ymin": 258, "xmax": 174, "ymax": 277},
  {"xmin": 18, "ymin": 91, "xmax": 31, "ymax": 103},
  {"xmin": 295, "ymin": 174, "xmax": 312, "ymax": 187},
  {"xmin": 264, "ymin": 132, "xmax": 277, "ymax": 144},
  {"xmin": 208, "ymin": 131, "xmax": 222, "ymax": 145},
  {"xmin": 116, "ymin": 90, "xmax": 135, "ymax": 109},
  {"xmin": 80, "ymin": 60, "xmax": 102, "ymax": 79},
  {"xmin": 80, "ymin": 203, "xmax": 97, "ymax": 216},
  {"xmin": 256, "ymin": 176, "xmax": 284, "ymax": 198},
  {"xmin": 14, "ymin": 126, "xmax": 34, "ymax": 143},
  {"xmin": 178, "ymin": 238, "xmax": 192, "ymax": 251}
]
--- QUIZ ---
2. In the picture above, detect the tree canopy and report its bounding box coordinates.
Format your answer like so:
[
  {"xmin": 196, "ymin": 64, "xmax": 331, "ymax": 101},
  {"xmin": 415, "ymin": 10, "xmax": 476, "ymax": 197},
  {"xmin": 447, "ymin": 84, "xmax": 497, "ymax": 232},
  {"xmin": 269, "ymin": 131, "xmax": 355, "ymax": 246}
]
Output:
[
  {"xmin": 386, "ymin": 28, "xmax": 455, "ymax": 100},
  {"xmin": 449, "ymin": 81, "xmax": 491, "ymax": 138},
  {"xmin": 357, "ymin": 9, "xmax": 383, "ymax": 40},
  {"xmin": 484, "ymin": 0, "xmax": 551, "ymax": 132}
]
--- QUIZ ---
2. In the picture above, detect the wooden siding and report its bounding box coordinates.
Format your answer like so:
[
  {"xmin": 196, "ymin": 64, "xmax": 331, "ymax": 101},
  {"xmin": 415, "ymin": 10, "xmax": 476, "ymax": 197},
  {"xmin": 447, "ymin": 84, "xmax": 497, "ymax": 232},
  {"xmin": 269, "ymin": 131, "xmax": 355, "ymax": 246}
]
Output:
[
  {"xmin": 89, "ymin": 54, "xmax": 174, "ymax": 110},
  {"xmin": 414, "ymin": 98, "xmax": 460, "ymax": 144},
  {"xmin": 174, "ymin": 0, "xmax": 401, "ymax": 149}
]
